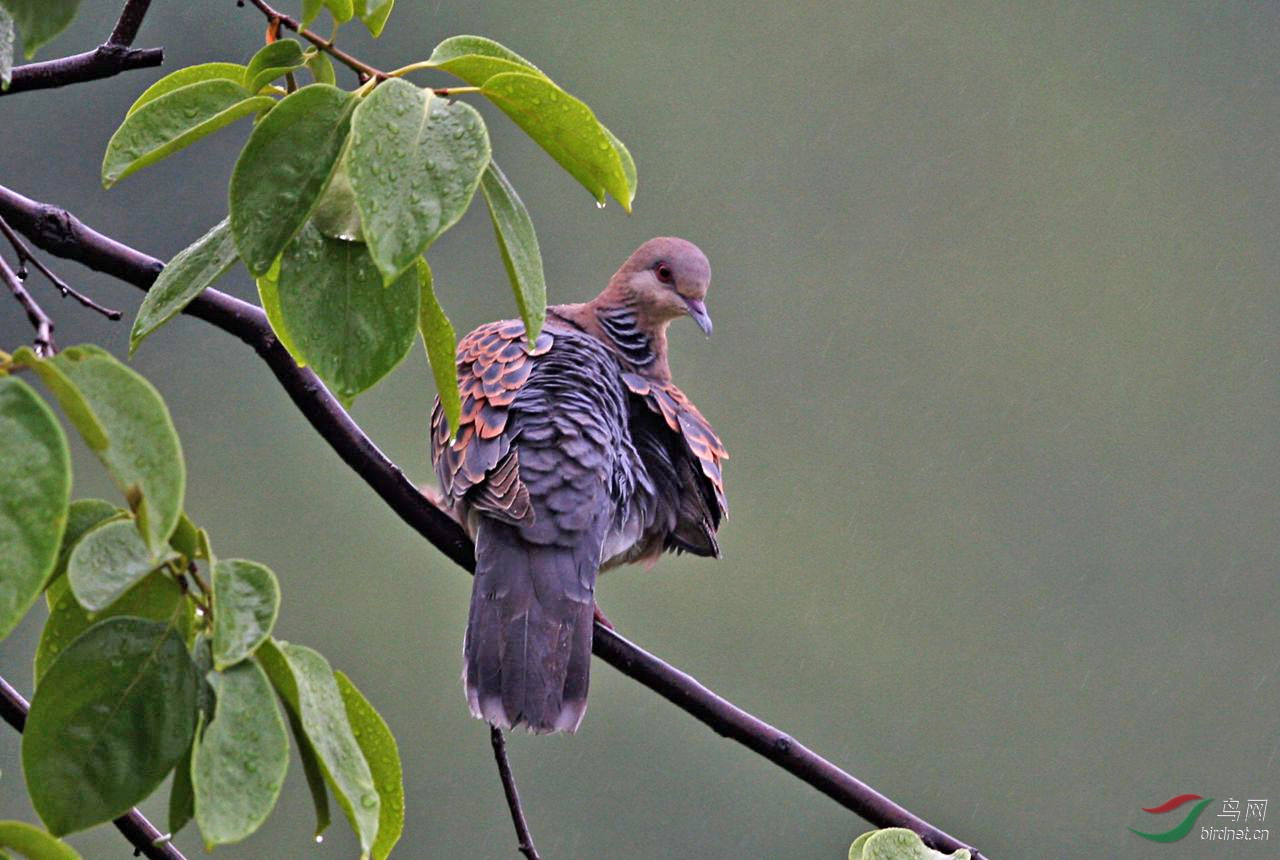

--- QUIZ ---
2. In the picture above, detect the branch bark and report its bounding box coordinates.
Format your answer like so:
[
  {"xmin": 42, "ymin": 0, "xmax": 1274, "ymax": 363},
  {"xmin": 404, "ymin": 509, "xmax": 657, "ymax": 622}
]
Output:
[
  {"xmin": 0, "ymin": 183, "xmax": 984, "ymax": 860},
  {"xmin": 490, "ymin": 726, "xmax": 541, "ymax": 860},
  {"xmin": 2, "ymin": 0, "xmax": 162, "ymax": 96},
  {"xmin": 0, "ymin": 675, "xmax": 188, "ymax": 860}
]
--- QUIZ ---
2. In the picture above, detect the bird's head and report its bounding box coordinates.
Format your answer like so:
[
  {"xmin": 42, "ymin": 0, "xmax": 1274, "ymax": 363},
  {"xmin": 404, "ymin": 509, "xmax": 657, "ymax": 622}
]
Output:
[{"xmin": 609, "ymin": 237, "xmax": 713, "ymax": 336}]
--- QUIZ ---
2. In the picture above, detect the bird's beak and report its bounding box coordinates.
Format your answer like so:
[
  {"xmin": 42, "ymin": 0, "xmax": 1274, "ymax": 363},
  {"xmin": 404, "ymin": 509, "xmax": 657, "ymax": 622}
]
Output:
[{"xmin": 684, "ymin": 297, "xmax": 713, "ymax": 336}]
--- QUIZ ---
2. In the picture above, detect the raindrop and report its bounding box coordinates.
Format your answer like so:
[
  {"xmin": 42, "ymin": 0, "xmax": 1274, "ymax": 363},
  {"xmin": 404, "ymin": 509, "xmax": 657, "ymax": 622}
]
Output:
[
  {"xmin": 596, "ymin": 200, "xmax": 606, "ymax": 209},
  {"xmin": 360, "ymin": 792, "xmax": 378, "ymax": 809},
  {"xmin": 315, "ymin": 835, "xmax": 324, "ymax": 844}
]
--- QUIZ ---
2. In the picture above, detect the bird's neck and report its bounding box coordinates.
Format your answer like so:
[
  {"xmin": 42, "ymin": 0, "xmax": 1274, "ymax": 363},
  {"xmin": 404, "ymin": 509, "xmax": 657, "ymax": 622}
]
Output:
[{"xmin": 550, "ymin": 287, "xmax": 671, "ymax": 379}]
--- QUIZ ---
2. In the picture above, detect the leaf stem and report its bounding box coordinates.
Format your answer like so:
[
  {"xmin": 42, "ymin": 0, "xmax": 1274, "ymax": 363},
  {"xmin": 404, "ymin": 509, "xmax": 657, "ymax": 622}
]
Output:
[{"xmin": 243, "ymin": 0, "xmax": 389, "ymax": 82}]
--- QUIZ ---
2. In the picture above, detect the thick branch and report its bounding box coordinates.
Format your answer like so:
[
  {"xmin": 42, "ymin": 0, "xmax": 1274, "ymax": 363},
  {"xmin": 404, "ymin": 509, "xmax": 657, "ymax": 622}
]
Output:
[
  {"xmin": 0, "ymin": 675, "xmax": 188, "ymax": 860},
  {"xmin": 0, "ymin": 184, "xmax": 983, "ymax": 860},
  {"xmin": 3, "ymin": 0, "xmax": 161, "ymax": 96},
  {"xmin": 490, "ymin": 726, "xmax": 541, "ymax": 860},
  {"xmin": 108, "ymin": 0, "xmax": 154, "ymax": 47}
]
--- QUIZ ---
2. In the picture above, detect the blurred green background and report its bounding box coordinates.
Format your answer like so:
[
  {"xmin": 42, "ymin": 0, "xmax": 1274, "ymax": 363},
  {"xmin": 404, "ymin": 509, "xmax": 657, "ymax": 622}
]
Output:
[{"xmin": 3, "ymin": 2, "xmax": 1278, "ymax": 858}]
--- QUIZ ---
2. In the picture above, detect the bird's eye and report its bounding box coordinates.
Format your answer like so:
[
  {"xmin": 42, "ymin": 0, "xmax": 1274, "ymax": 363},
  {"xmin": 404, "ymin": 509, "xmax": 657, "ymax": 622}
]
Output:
[{"xmin": 655, "ymin": 262, "xmax": 674, "ymax": 284}]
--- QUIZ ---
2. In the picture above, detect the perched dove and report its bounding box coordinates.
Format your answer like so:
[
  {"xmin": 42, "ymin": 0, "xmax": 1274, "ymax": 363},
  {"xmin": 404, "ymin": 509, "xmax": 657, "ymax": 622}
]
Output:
[{"xmin": 430, "ymin": 237, "xmax": 727, "ymax": 733}]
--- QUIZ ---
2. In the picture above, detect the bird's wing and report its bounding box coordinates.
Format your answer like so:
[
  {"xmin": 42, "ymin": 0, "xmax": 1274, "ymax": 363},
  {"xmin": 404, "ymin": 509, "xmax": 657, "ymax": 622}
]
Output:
[
  {"xmin": 621, "ymin": 372, "xmax": 728, "ymax": 555},
  {"xmin": 430, "ymin": 319, "xmax": 553, "ymax": 526}
]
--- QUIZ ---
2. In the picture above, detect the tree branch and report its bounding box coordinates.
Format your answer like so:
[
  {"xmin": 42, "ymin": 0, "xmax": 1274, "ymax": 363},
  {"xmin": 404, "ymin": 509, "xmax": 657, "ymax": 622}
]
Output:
[
  {"xmin": 1, "ymin": 251, "xmax": 54, "ymax": 355},
  {"xmin": 490, "ymin": 726, "xmax": 541, "ymax": 860},
  {"xmin": 0, "ymin": 675, "xmax": 188, "ymax": 860},
  {"xmin": 0, "ymin": 183, "xmax": 984, "ymax": 860},
  {"xmin": 2, "ymin": 0, "xmax": 162, "ymax": 97},
  {"xmin": 0, "ymin": 215, "xmax": 121, "ymax": 320}
]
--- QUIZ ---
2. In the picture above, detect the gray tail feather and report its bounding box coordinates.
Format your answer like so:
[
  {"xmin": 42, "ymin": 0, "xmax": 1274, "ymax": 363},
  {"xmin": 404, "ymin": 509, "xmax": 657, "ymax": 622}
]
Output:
[{"xmin": 464, "ymin": 519, "xmax": 596, "ymax": 734}]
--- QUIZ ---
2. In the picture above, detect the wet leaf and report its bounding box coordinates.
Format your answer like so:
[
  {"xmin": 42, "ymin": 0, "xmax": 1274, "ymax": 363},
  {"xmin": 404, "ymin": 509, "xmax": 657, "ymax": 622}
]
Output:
[
  {"xmin": 230, "ymin": 84, "xmax": 356, "ymax": 276},
  {"xmin": 211, "ymin": 559, "xmax": 279, "ymax": 669},
  {"xmin": 257, "ymin": 640, "xmax": 378, "ymax": 854},
  {"xmin": 272, "ymin": 223, "xmax": 419, "ymax": 403},
  {"xmin": 244, "ymin": 39, "xmax": 306, "ymax": 94},
  {"xmin": 425, "ymin": 35, "xmax": 547, "ymax": 86},
  {"xmin": 479, "ymin": 161, "xmax": 545, "ymax": 343},
  {"xmin": 193, "ymin": 660, "xmax": 289, "ymax": 846},
  {"xmin": 66, "ymin": 516, "xmax": 177, "ymax": 613},
  {"xmin": 102, "ymin": 79, "xmax": 272, "ymax": 187},
  {"xmin": 37, "ymin": 567, "xmax": 188, "ymax": 684},
  {"xmin": 335, "ymin": 671, "xmax": 402, "ymax": 860},
  {"xmin": 0, "ymin": 377, "xmax": 70, "ymax": 640},
  {"xmin": 126, "ymin": 63, "xmax": 248, "ymax": 117},
  {"xmin": 130, "ymin": 218, "xmax": 239, "ymax": 354},
  {"xmin": 23, "ymin": 617, "xmax": 198, "ymax": 836},
  {"xmin": 348, "ymin": 78, "xmax": 490, "ymax": 283},
  {"xmin": 416, "ymin": 259, "xmax": 459, "ymax": 438}
]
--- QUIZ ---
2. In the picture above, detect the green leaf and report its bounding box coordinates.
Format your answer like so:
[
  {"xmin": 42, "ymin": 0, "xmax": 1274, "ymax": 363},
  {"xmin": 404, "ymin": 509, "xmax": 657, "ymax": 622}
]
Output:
[
  {"xmin": 416, "ymin": 259, "xmax": 459, "ymax": 438},
  {"xmin": 257, "ymin": 640, "xmax": 378, "ymax": 854},
  {"xmin": 230, "ymin": 84, "xmax": 356, "ymax": 276},
  {"xmin": 0, "ymin": 8, "xmax": 14, "ymax": 90},
  {"xmin": 479, "ymin": 161, "xmax": 546, "ymax": 343},
  {"xmin": 254, "ymin": 258, "xmax": 303, "ymax": 363},
  {"xmin": 323, "ymin": 0, "xmax": 354, "ymax": 23},
  {"xmin": 102, "ymin": 80, "xmax": 273, "ymax": 187},
  {"xmin": 244, "ymin": 39, "xmax": 306, "ymax": 94},
  {"xmin": 305, "ymin": 49, "xmax": 336, "ymax": 86},
  {"xmin": 66, "ymin": 517, "xmax": 178, "ymax": 613},
  {"xmin": 0, "ymin": 821, "xmax": 81, "ymax": 860},
  {"xmin": 126, "ymin": 63, "xmax": 248, "ymax": 117},
  {"xmin": 359, "ymin": 0, "xmax": 394, "ymax": 37},
  {"xmin": 167, "ymin": 511, "xmax": 200, "ymax": 560},
  {"xmin": 37, "ymin": 567, "xmax": 187, "ymax": 684},
  {"xmin": 211, "ymin": 559, "xmax": 279, "ymax": 669},
  {"xmin": 193, "ymin": 660, "xmax": 289, "ymax": 846},
  {"xmin": 0, "ymin": 377, "xmax": 70, "ymax": 640},
  {"xmin": 44, "ymin": 499, "xmax": 120, "ymax": 609},
  {"xmin": 481, "ymin": 71, "xmax": 635, "ymax": 211},
  {"xmin": 273, "ymin": 223, "xmax": 420, "ymax": 403},
  {"xmin": 21, "ymin": 347, "xmax": 186, "ymax": 552},
  {"xmin": 301, "ymin": 0, "xmax": 323, "ymax": 26},
  {"xmin": 425, "ymin": 35, "xmax": 547, "ymax": 86},
  {"xmin": 348, "ymin": 78, "xmax": 490, "ymax": 283},
  {"xmin": 257, "ymin": 641, "xmax": 330, "ymax": 838},
  {"xmin": 312, "ymin": 153, "xmax": 363, "ymax": 242},
  {"xmin": 335, "ymin": 672, "xmax": 402, "ymax": 860},
  {"xmin": 168, "ymin": 728, "xmax": 196, "ymax": 837},
  {"xmin": 23, "ymin": 617, "xmax": 198, "ymax": 836},
  {"xmin": 849, "ymin": 829, "xmax": 971, "ymax": 860},
  {"xmin": 0, "ymin": 0, "xmax": 78, "ymax": 59},
  {"xmin": 130, "ymin": 218, "xmax": 239, "ymax": 354}
]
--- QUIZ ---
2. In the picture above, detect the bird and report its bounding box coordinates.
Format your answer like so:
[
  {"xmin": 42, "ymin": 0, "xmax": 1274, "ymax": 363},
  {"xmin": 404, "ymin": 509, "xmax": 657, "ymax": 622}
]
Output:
[{"xmin": 430, "ymin": 237, "xmax": 727, "ymax": 734}]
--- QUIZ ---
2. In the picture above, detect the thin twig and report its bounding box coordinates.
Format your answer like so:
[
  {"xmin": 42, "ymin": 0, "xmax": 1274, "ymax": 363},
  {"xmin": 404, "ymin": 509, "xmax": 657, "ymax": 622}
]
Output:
[
  {"xmin": 0, "ymin": 183, "xmax": 984, "ymax": 860},
  {"xmin": 3, "ymin": 0, "xmax": 161, "ymax": 97},
  {"xmin": 0, "ymin": 675, "xmax": 188, "ymax": 860},
  {"xmin": 0, "ymin": 253, "xmax": 54, "ymax": 355},
  {"xmin": 241, "ymin": 0, "xmax": 484, "ymax": 96},
  {"xmin": 489, "ymin": 726, "xmax": 541, "ymax": 860},
  {"xmin": 0, "ymin": 216, "xmax": 121, "ymax": 319},
  {"xmin": 243, "ymin": 0, "xmax": 388, "ymax": 82}
]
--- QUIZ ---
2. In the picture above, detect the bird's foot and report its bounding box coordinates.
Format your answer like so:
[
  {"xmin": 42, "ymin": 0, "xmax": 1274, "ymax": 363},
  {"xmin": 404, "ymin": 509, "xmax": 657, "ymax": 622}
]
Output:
[{"xmin": 592, "ymin": 602, "xmax": 615, "ymax": 630}]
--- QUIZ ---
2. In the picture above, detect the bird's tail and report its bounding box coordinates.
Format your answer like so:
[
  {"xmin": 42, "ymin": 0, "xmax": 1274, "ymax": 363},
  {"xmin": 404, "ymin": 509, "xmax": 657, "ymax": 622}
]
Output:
[{"xmin": 464, "ymin": 519, "xmax": 597, "ymax": 734}]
